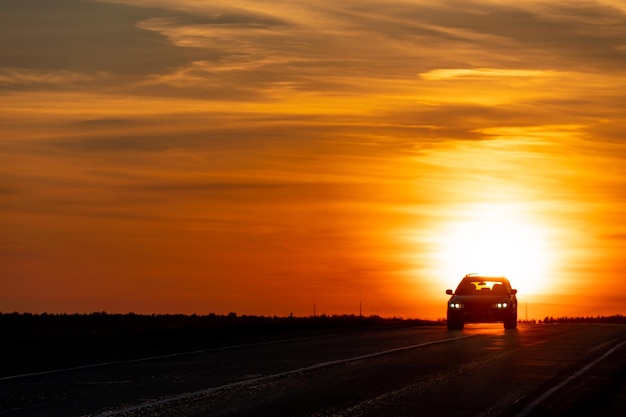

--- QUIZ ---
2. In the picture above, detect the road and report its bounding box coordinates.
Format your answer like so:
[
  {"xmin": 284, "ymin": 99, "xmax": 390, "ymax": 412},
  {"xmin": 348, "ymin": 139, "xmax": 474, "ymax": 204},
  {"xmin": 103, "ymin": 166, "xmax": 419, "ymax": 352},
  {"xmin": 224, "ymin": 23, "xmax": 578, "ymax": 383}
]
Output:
[{"xmin": 2, "ymin": 323, "xmax": 625, "ymax": 417}]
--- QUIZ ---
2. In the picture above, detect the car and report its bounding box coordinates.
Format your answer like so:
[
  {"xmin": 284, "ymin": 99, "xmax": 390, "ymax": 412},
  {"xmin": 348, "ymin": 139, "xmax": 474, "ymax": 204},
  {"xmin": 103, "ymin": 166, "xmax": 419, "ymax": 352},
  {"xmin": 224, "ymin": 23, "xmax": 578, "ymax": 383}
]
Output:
[{"xmin": 445, "ymin": 274, "xmax": 518, "ymax": 330}]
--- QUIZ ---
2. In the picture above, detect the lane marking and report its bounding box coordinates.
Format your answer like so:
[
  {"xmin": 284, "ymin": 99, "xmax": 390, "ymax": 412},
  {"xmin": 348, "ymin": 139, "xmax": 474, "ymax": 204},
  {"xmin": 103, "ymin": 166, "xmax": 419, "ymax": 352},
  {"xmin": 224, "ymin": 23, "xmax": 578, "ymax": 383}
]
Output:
[
  {"xmin": 514, "ymin": 338, "xmax": 626, "ymax": 417},
  {"xmin": 0, "ymin": 360, "xmax": 120, "ymax": 382},
  {"xmin": 93, "ymin": 334, "xmax": 475, "ymax": 417}
]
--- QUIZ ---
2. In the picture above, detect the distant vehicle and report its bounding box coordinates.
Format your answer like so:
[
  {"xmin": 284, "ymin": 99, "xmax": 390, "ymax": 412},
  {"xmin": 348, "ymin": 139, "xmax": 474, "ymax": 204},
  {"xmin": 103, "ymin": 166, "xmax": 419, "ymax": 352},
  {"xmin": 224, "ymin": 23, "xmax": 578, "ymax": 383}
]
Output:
[{"xmin": 446, "ymin": 274, "xmax": 518, "ymax": 330}]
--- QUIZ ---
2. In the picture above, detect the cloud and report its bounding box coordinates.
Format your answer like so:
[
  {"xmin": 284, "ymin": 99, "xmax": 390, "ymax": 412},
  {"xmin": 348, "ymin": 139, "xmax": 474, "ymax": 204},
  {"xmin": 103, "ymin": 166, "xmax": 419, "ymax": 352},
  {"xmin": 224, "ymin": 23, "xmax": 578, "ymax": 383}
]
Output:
[
  {"xmin": 419, "ymin": 68, "xmax": 555, "ymax": 80},
  {"xmin": 4, "ymin": 0, "xmax": 626, "ymax": 101},
  {"xmin": 137, "ymin": 58, "xmax": 302, "ymax": 90},
  {"xmin": 0, "ymin": 67, "xmax": 109, "ymax": 86},
  {"xmin": 0, "ymin": 0, "xmax": 199, "ymax": 75},
  {"xmin": 473, "ymin": 124, "xmax": 586, "ymax": 139}
]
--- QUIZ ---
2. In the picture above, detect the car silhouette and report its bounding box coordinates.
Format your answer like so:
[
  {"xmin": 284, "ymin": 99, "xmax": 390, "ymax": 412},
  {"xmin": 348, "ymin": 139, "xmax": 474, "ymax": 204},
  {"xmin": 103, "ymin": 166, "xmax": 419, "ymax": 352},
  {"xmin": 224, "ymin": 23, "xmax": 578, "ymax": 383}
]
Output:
[{"xmin": 446, "ymin": 274, "xmax": 518, "ymax": 330}]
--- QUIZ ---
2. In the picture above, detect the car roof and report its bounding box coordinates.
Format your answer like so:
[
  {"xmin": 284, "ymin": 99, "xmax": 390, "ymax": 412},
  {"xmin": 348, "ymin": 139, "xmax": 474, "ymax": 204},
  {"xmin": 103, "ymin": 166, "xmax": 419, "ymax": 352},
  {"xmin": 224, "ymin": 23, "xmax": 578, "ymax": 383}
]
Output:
[{"xmin": 462, "ymin": 275, "xmax": 510, "ymax": 283}]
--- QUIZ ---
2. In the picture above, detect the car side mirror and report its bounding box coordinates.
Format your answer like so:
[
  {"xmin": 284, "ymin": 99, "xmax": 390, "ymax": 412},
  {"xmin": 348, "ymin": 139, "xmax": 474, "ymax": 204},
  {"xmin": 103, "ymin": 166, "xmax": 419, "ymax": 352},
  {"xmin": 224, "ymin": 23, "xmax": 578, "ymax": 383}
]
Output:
[
  {"xmin": 446, "ymin": 289, "xmax": 453, "ymax": 295},
  {"xmin": 511, "ymin": 289, "xmax": 517, "ymax": 294}
]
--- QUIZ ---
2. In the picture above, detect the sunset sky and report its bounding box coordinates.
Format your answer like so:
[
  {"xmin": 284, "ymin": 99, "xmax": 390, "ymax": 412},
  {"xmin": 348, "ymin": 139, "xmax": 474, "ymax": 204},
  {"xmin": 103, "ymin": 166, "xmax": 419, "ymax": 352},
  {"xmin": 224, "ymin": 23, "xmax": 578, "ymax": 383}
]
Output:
[{"xmin": 2, "ymin": 0, "xmax": 626, "ymax": 320}]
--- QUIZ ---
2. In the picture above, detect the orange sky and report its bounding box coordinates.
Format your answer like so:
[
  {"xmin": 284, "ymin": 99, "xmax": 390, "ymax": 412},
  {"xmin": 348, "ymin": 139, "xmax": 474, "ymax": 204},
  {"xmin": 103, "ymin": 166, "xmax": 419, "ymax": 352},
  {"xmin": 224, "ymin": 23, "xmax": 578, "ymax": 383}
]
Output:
[{"xmin": 2, "ymin": 0, "xmax": 626, "ymax": 320}]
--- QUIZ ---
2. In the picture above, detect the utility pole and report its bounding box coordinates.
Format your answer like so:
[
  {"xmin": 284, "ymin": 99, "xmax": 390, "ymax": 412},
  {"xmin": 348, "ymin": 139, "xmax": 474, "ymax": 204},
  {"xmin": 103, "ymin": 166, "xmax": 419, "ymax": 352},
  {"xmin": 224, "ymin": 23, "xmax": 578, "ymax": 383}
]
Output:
[
  {"xmin": 525, "ymin": 302, "xmax": 528, "ymax": 322},
  {"xmin": 359, "ymin": 289, "xmax": 362, "ymax": 317}
]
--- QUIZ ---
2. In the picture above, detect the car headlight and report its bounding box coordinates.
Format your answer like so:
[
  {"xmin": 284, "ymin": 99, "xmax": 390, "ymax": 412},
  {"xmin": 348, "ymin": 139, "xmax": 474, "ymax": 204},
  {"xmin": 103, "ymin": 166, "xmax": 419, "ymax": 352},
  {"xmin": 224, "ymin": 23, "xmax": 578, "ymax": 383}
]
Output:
[
  {"xmin": 449, "ymin": 302, "xmax": 463, "ymax": 309},
  {"xmin": 492, "ymin": 302, "xmax": 508, "ymax": 309}
]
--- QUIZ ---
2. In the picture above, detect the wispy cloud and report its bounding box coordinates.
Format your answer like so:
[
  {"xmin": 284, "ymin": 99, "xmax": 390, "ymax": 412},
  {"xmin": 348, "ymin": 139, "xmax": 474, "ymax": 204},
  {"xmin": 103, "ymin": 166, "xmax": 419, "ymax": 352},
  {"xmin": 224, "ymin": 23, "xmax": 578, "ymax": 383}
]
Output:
[
  {"xmin": 0, "ymin": 67, "xmax": 109, "ymax": 85},
  {"xmin": 473, "ymin": 124, "xmax": 586, "ymax": 139},
  {"xmin": 420, "ymin": 68, "xmax": 555, "ymax": 80}
]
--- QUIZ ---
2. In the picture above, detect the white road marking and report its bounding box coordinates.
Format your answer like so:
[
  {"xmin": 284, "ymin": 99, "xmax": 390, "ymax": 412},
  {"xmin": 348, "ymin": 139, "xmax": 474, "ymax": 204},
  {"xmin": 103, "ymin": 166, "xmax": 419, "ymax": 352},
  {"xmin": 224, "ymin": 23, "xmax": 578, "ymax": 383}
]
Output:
[
  {"xmin": 93, "ymin": 334, "xmax": 475, "ymax": 417},
  {"xmin": 514, "ymin": 338, "xmax": 626, "ymax": 417}
]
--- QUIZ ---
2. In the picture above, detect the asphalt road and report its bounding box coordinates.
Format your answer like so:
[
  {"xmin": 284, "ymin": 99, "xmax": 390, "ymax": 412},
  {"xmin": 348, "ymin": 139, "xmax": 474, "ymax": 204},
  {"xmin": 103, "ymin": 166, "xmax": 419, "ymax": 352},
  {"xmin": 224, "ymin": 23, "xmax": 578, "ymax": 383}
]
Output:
[{"xmin": 2, "ymin": 323, "xmax": 626, "ymax": 417}]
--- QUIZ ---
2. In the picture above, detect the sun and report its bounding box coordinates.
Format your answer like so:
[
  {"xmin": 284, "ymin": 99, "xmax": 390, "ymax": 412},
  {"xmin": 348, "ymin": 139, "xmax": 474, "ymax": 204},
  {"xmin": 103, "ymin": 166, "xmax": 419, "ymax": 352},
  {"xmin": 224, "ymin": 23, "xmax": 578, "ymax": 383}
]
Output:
[{"xmin": 436, "ymin": 203, "xmax": 552, "ymax": 295}]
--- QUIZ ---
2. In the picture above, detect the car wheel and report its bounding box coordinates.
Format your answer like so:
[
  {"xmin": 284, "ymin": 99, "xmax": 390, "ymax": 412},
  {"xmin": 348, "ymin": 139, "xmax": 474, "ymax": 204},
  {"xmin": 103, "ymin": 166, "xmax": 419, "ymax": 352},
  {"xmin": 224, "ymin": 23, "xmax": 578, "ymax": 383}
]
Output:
[
  {"xmin": 447, "ymin": 319, "xmax": 464, "ymax": 330},
  {"xmin": 504, "ymin": 312, "xmax": 517, "ymax": 329}
]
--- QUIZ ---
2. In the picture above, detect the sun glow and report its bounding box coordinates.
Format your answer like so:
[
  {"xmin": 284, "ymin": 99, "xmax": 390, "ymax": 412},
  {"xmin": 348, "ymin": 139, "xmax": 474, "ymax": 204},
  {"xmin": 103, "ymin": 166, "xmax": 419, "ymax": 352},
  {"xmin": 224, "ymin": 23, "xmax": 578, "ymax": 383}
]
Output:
[{"xmin": 436, "ymin": 204, "xmax": 553, "ymax": 296}]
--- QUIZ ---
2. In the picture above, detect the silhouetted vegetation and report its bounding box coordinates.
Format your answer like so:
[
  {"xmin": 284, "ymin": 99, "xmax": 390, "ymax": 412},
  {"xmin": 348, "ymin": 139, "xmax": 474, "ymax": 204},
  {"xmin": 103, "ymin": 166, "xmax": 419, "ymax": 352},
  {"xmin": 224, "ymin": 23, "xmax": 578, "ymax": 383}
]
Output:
[
  {"xmin": 535, "ymin": 314, "xmax": 626, "ymax": 324},
  {"xmin": 0, "ymin": 312, "xmax": 439, "ymax": 376}
]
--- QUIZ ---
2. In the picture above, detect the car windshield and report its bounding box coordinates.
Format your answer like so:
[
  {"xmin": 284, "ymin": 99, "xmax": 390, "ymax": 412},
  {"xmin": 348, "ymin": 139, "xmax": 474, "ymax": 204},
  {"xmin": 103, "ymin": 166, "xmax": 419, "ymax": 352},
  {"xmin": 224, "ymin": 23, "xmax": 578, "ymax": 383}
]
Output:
[{"xmin": 455, "ymin": 279, "xmax": 509, "ymax": 295}]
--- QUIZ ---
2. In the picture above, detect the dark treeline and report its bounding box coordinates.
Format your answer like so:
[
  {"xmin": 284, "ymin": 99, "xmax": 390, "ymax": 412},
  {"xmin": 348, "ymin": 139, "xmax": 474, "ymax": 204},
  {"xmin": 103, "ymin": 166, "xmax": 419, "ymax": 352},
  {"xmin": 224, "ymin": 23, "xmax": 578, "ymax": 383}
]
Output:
[
  {"xmin": 535, "ymin": 314, "xmax": 626, "ymax": 324},
  {"xmin": 1, "ymin": 311, "xmax": 436, "ymax": 341}
]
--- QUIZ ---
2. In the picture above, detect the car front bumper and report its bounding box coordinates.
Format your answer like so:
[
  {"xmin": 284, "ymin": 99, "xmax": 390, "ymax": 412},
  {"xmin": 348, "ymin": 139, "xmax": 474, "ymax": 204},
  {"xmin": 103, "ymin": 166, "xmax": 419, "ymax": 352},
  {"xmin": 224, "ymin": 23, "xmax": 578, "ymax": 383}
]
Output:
[{"xmin": 447, "ymin": 308, "xmax": 513, "ymax": 323}]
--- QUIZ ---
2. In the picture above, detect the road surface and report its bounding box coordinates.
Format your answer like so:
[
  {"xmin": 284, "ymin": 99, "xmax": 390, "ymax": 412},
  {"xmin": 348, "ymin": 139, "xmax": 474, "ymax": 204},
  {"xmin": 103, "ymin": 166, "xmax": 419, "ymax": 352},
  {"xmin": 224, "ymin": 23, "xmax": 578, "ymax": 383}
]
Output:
[{"xmin": 2, "ymin": 323, "xmax": 625, "ymax": 416}]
